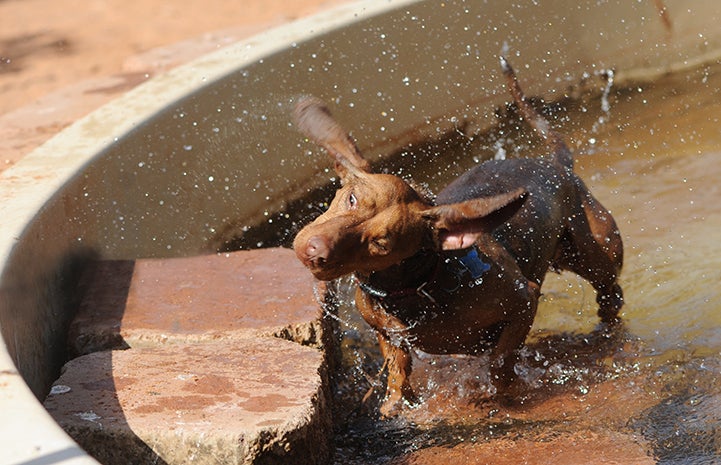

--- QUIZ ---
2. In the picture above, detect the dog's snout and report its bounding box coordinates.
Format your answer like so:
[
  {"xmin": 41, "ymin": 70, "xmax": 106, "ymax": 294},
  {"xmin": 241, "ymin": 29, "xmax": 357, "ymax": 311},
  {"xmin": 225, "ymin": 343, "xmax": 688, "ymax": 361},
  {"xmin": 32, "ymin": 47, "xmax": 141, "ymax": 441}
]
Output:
[{"xmin": 305, "ymin": 235, "xmax": 329, "ymax": 264}]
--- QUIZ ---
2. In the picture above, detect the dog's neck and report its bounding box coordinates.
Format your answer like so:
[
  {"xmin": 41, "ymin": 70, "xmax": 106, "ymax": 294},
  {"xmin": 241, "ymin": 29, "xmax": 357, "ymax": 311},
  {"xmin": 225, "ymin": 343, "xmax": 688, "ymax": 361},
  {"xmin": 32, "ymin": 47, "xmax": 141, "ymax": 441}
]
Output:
[
  {"xmin": 355, "ymin": 249, "xmax": 441, "ymax": 300},
  {"xmin": 355, "ymin": 245, "xmax": 493, "ymax": 307}
]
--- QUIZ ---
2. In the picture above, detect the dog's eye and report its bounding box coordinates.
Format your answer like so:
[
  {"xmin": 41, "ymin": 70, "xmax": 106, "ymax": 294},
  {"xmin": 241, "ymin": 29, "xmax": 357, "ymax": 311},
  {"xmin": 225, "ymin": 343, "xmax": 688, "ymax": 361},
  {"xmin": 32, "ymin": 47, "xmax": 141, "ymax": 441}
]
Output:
[{"xmin": 348, "ymin": 193, "xmax": 358, "ymax": 209}]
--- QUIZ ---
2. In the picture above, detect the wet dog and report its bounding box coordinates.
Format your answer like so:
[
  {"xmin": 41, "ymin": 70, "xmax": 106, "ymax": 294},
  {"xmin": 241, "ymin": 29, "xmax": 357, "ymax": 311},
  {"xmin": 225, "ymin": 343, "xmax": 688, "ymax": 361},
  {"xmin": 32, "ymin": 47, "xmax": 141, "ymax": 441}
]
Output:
[{"xmin": 292, "ymin": 57, "xmax": 624, "ymax": 416}]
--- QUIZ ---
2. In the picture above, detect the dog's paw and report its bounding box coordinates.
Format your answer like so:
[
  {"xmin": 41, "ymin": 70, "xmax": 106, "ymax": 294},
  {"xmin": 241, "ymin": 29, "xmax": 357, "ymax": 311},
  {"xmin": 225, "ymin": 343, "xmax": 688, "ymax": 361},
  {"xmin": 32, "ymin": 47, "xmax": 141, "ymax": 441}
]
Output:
[
  {"xmin": 597, "ymin": 283, "xmax": 624, "ymax": 323},
  {"xmin": 379, "ymin": 391, "xmax": 419, "ymax": 418}
]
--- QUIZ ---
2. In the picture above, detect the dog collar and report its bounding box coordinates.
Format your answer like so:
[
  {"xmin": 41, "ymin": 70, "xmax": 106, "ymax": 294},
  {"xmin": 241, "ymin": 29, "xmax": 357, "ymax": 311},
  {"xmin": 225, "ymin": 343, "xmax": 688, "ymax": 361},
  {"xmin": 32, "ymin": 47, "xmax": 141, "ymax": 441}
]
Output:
[
  {"xmin": 356, "ymin": 255, "xmax": 442, "ymax": 303},
  {"xmin": 356, "ymin": 247, "xmax": 490, "ymax": 304},
  {"xmin": 457, "ymin": 248, "xmax": 491, "ymax": 284}
]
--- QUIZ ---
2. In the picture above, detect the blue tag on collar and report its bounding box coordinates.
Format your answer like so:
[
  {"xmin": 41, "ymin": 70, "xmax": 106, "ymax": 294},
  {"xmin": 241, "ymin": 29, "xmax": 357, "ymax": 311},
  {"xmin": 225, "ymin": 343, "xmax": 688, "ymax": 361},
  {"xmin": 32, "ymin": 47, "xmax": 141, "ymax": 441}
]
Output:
[{"xmin": 458, "ymin": 248, "xmax": 491, "ymax": 280}]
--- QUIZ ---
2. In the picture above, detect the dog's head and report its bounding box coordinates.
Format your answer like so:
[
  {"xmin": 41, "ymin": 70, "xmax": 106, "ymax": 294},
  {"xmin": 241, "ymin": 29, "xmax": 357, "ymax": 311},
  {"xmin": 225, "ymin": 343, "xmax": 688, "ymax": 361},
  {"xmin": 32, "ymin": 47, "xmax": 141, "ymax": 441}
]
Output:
[{"xmin": 292, "ymin": 97, "xmax": 526, "ymax": 281}]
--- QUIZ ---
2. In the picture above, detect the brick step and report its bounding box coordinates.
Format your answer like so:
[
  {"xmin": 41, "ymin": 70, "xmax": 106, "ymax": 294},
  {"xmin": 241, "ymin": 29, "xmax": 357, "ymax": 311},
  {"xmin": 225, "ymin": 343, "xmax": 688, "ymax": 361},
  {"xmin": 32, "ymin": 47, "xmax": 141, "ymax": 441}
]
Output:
[{"xmin": 44, "ymin": 248, "xmax": 333, "ymax": 465}]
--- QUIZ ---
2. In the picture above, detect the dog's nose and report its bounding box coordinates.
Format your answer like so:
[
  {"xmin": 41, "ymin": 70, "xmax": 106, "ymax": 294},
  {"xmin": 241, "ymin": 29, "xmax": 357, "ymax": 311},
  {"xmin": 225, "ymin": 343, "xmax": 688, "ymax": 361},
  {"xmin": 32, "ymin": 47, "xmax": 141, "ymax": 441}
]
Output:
[{"xmin": 305, "ymin": 236, "xmax": 329, "ymax": 264}]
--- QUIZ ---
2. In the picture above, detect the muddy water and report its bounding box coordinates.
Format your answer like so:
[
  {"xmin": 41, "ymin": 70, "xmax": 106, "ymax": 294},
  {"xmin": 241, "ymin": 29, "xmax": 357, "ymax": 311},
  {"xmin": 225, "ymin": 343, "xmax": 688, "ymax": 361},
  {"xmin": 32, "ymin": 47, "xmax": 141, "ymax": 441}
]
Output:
[{"xmin": 323, "ymin": 62, "xmax": 721, "ymax": 464}]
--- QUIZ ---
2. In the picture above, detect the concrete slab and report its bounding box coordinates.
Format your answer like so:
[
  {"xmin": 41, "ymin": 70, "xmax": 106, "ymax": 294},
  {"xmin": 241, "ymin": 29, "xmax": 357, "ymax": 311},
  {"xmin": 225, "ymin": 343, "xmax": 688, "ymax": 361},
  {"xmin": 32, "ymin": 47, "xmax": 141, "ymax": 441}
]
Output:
[
  {"xmin": 68, "ymin": 248, "xmax": 327, "ymax": 356},
  {"xmin": 44, "ymin": 337, "xmax": 331, "ymax": 465}
]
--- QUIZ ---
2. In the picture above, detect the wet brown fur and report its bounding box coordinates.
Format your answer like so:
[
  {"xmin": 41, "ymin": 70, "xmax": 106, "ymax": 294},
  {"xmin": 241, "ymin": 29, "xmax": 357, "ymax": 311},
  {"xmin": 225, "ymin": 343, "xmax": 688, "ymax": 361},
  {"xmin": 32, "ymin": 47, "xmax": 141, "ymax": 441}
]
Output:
[{"xmin": 292, "ymin": 57, "xmax": 624, "ymax": 416}]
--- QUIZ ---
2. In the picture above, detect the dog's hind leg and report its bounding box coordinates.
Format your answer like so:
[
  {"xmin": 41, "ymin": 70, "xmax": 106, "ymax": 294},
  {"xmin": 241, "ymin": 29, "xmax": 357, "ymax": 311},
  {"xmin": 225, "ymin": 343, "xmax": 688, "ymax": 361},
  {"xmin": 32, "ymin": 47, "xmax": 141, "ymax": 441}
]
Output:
[{"xmin": 558, "ymin": 186, "xmax": 624, "ymax": 323}]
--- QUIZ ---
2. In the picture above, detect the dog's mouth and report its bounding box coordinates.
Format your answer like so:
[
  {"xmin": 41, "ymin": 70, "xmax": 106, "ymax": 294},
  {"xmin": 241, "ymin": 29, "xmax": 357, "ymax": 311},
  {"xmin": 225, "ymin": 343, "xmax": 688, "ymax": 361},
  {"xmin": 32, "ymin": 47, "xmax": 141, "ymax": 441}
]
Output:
[
  {"xmin": 310, "ymin": 267, "xmax": 344, "ymax": 282},
  {"xmin": 301, "ymin": 257, "xmax": 346, "ymax": 281}
]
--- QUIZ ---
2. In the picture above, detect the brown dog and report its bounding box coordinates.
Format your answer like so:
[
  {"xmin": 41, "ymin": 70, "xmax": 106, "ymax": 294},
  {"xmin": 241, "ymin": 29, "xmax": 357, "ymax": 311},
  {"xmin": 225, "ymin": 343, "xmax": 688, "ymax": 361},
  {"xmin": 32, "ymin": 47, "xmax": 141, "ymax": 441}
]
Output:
[{"xmin": 293, "ymin": 57, "xmax": 623, "ymax": 416}]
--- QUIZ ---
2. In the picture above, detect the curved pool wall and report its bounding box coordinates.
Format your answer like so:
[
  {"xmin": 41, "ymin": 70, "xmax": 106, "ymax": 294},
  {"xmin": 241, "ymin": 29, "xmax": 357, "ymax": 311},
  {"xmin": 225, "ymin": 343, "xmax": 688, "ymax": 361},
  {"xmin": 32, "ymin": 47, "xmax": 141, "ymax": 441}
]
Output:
[{"xmin": 1, "ymin": 0, "xmax": 720, "ymax": 462}]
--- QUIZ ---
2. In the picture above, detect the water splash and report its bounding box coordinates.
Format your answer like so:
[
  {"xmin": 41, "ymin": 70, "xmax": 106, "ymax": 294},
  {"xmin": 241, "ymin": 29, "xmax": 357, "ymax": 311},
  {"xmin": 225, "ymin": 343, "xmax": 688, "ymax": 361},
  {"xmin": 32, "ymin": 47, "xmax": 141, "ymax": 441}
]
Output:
[{"xmin": 589, "ymin": 69, "xmax": 615, "ymax": 148}]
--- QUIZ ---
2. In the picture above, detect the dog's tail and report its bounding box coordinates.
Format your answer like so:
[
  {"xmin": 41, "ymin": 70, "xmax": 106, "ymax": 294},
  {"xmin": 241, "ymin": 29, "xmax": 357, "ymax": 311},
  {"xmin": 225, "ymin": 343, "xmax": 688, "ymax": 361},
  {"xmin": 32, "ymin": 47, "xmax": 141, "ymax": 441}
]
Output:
[{"xmin": 500, "ymin": 55, "xmax": 574, "ymax": 170}]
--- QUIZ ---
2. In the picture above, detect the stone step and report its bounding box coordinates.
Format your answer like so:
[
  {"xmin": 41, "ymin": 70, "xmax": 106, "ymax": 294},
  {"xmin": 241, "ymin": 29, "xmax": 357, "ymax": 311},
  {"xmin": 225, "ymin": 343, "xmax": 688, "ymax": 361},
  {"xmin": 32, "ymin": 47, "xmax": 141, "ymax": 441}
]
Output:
[
  {"xmin": 45, "ymin": 338, "xmax": 331, "ymax": 465},
  {"xmin": 44, "ymin": 248, "xmax": 333, "ymax": 465},
  {"xmin": 388, "ymin": 430, "xmax": 655, "ymax": 465},
  {"xmin": 67, "ymin": 248, "xmax": 327, "ymax": 355}
]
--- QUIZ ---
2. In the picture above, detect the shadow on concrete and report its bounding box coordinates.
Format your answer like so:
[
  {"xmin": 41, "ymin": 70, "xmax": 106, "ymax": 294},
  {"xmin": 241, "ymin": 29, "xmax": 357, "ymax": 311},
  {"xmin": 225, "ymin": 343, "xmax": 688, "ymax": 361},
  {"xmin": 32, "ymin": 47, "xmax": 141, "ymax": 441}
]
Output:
[{"xmin": 45, "ymin": 259, "xmax": 170, "ymax": 465}]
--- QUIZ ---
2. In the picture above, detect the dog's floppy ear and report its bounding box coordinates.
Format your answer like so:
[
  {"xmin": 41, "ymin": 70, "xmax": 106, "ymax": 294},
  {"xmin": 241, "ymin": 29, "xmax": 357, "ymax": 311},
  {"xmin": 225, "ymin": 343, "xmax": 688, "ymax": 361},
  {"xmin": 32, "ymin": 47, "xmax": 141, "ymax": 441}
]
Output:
[
  {"xmin": 422, "ymin": 188, "xmax": 527, "ymax": 250},
  {"xmin": 293, "ymin": 96, "xmax": 371, "ymax": 180}
]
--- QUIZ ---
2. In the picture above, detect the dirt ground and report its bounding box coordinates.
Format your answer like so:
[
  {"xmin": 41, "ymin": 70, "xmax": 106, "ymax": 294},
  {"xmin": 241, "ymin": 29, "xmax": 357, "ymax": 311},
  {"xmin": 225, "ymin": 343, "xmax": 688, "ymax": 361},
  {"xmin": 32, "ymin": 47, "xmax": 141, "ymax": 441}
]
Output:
[{"xmin": 0, "ymin": 0, "xmax": 350, "ymax": 169}]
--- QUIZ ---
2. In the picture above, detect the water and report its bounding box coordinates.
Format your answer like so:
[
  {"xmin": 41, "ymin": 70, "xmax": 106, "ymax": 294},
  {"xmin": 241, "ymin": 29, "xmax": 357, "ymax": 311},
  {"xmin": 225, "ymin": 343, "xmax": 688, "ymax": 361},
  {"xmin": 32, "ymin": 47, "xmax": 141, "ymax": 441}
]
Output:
[{"xmin": 236, "ymin": 61, "xmax": 721, "ymax": 463}]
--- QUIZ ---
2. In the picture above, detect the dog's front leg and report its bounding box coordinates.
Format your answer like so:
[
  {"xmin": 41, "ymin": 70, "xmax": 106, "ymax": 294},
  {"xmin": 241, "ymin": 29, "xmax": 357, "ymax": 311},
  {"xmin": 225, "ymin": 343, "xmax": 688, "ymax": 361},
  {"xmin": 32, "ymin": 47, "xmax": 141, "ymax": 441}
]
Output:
[
  {"xmin": 355, "ymin": 287, "xmax": 418, "ymax": 415},
  {"xmin": 376, "ymin": 332, "xmax": 417, "ymax": 417},
  {"xmin": 488, "ymin": 280, "xmax": 540, "ymax": 397}
]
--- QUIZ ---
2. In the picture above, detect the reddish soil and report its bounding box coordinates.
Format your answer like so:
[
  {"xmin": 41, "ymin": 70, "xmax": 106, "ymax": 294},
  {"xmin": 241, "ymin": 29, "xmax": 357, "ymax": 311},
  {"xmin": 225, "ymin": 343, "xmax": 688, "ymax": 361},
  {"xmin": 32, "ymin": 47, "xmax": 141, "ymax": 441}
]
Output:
[{"xmin": 0, "ymin": 0, "xmax": 350, "ymax": 170}]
